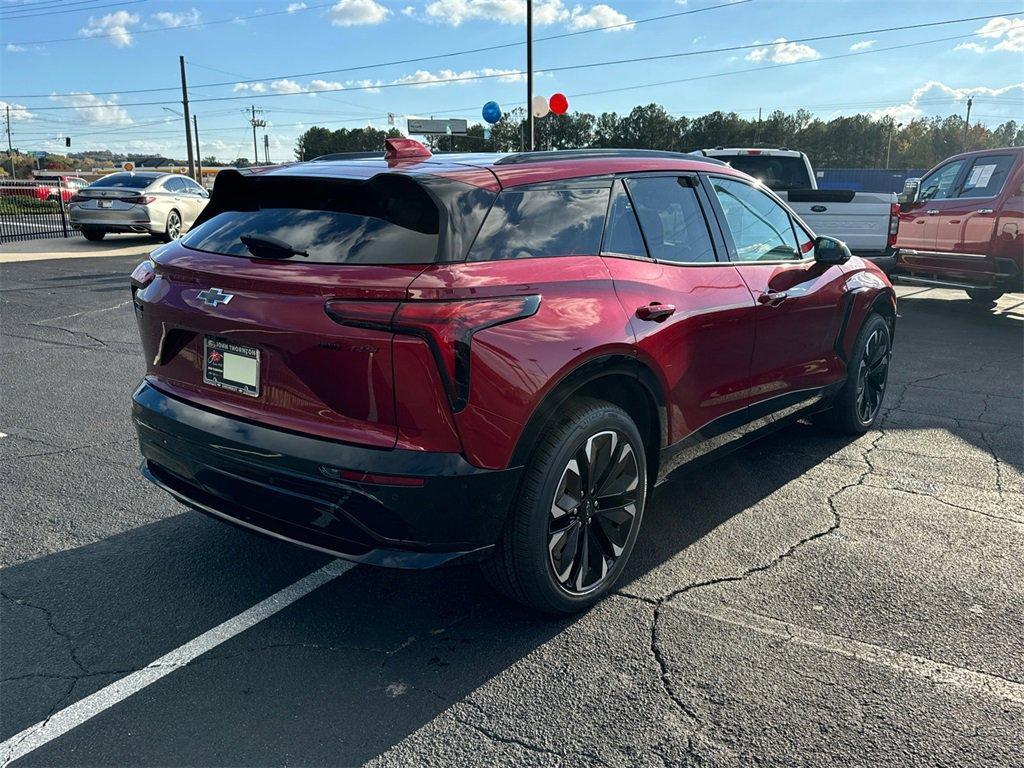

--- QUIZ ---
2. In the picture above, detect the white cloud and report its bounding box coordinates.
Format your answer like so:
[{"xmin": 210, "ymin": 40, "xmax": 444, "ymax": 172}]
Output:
[
  {"xmin": 849, "ymin": 39, "xmax": 875, "ymax": 51},
  {"xmin": 568, "ymin": 4, "xmax": 632, "ymax": 31},
  {"xmin": 329, "ymin": 0, "xmax": 390, "ymax": 26},
  {"xmin": 347, "ymin": 78, "xmax": 383, "ymax": 93},
  {"xmin": 0, "ymin": 100, "xmax": 34, "ymax": 121},
  {"xmin": 956, "ymin": 17, "xmax": 1024, "ymax": 53},
  {"xmin": 49, "ymin": 92, "xmax": 132, "ymax": 126},
  {"xmin": 401, "ymin": 4, "xmax": 416, "ymax": 15},
  {"xmin": 745, "ymin": 37, "xmax": 820, "ymax": 64},
  {"xmin": 233, "ymin": 82, "xmax": 268, "ymax": 93},
  {"xmin": 79, "ymin": 10, "xmax": 139, "ymax": 47},
  {"xmin": 308, "ymin": 79, "xmax": 345, "ymax": 92},
  {"xmin": 5, "ymin": 43, "xmax": 27, "ymax": 53},
  {"xmin": 869, "ymin": 80, "xmax": 1024, "ymax": 123},
  {"xmin": 269, "ymin": 79, "xmax": 306, "ymax": 94},
  {"xmin": 392, "ymin": 67, "xmax": 523, "ymax": 87},
  {"xmin": 423, "ymin": 0, "xmax": 569, "ymax": 27},
  {"xmin": 151, "ymin": 8, "xmax": 200, "ymax": 27},
  {"xmin": 287, "ymin": 2, "xmax": 307, "ymax": 11}
]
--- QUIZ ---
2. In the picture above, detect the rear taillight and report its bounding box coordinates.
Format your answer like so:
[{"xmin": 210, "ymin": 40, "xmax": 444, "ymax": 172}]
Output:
[
  {"xmin": 325, "ymin": 294, "xmax": 541, "ymax": 410},
  {"xmin": 888, "ymin": 202, "xmax": 900, "ymax": 247},
  {"xmin": 126, "ymin": 195, "xmax": 157, "ymax": 205},
  {"xmin": 130, "ymin": 259, "xmax": 156, "ymax": 290}
]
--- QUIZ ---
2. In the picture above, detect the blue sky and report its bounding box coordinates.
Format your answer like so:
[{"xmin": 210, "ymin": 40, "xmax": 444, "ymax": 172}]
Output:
[{"xmin": 1, "ymin": 0, "xmax": 1022, "ymax": 161}]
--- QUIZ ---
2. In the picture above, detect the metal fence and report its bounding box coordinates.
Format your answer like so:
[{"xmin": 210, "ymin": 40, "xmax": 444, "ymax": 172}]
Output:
[{"xmin": 0, "ymin": 180, "xmax": 79, "ymax": 244}]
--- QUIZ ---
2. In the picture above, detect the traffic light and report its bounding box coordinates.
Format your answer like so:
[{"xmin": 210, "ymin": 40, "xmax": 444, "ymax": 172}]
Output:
[{"xmin": 65, "ymin": 137, "xmax": 71, "ymax": 147}]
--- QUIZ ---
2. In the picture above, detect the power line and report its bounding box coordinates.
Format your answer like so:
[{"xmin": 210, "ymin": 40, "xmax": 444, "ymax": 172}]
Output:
[
  {"xmin": 6, "ymin": 17, "xmax": 1014, "ymax": 114},
  {"xmin": 0, "ymin": 0, "xmax": 150, "ymax": 22},
  {"xmin": 2, "ymin": 0, "xmax": 751, "ymax": 98},
  {"xmin": 0, "ymin": 0, "xmax": 120, "ymax": 14}
]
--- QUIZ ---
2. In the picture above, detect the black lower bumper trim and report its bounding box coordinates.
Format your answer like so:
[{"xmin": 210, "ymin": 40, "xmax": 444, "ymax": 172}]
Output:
[{"xmin": 133, "ymin": 381, "xmax": 521, "ymax": 569}]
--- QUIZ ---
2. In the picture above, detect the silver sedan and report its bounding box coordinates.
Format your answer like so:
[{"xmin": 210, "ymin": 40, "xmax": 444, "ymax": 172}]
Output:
[{"xmin": 69, "ymin": 171, "xmax": 209, "ymax": 242}]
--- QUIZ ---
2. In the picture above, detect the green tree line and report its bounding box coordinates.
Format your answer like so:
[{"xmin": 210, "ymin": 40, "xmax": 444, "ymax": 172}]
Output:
[{"xmin": 295, "ymin": 105, "xmax": 1023, "ymax": 169}]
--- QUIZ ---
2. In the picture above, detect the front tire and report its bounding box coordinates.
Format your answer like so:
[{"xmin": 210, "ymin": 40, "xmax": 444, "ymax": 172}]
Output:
[
  {"xmin": 81, "ymin": 228, "xmax": 106, "ymax": 242},
  {"xmin": 819, "ymin": 313, "xmax": 892, "ymax": 435},
  {"xmin": 965, "ymin": 288, "xmax": 1002, "ymax": 307},
  {"xmin": 483, "ymin": 397, "xmax": 647, "ymax": 614}
]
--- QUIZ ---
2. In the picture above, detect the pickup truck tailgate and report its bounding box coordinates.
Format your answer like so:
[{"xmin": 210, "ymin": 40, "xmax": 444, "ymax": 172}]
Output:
[{"xmin": 783, "ymin": 190, "xmax": 896, "ymax": 255}]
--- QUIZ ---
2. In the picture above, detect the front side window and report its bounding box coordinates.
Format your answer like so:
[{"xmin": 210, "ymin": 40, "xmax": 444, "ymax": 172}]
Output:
[
  {"xmin": 710, "ymin": 176, "xmax": 802, "ymax": 262},
  {"xmin": 468, "ymin": 187, "xmax": 608, "ymax": 261},
  {"xmin": 920, "ymin": 160, "xmax": 965, "ymax": 201},
  {"xmin": 957, "ymin": 155, "xmax": 1016, "ymax": 198},
  {"xmin": 624, "ymin": 177, "xmax": 716, "ymax": 263}
]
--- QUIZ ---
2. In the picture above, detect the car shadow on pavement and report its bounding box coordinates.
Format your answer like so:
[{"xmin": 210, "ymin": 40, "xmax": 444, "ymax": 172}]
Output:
[{"xmin": 1, "ymin": 421, "xmax": 866, "ymax": 766}]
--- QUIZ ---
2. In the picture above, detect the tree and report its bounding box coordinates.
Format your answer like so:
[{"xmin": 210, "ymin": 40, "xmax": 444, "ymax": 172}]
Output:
[
  {"xmin": 231, "ymin": 157, "xmax": 251, "ymax": 168},
  {"xmin": 201, "ymin": 155, "xmax": 219, "ymax": 166}
]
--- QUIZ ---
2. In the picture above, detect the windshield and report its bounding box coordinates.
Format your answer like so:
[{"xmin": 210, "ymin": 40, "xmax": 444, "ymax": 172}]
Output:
[
  {"xmin": 182, "ymin": 173, "xmax": 448, "ymax": 265},
  {"xmin": 718, "ymin": 156, "xmax": 812, "ymax": 191},
  {"xmin": 91, "ymin": 173, "xmax": 157, "ymax": 189}
]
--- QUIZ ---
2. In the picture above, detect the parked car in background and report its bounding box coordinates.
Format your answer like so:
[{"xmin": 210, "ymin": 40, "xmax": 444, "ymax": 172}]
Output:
[
  {"xmin": 34, "ymin": 174, "xmax": 89, "ymax": 203},
  {"xmin": 891, "ymin": 147, "xmax": 1023, "ymax": 306},
  {"xmin": 700, "ymin": 148, "xmax": 900, "ymax": 269},
  {"xmin": 70, "ymin": 171, "xmax": 209, "ymax": 242},
  {"xmin": 129, "ymin": 141, "xmax": 895, "ymax": 614}
]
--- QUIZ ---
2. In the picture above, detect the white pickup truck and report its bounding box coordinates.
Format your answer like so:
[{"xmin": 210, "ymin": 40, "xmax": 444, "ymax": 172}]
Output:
[{"xmin": 699, "ymin": 148, "xmax": 899, "ymax": 270}]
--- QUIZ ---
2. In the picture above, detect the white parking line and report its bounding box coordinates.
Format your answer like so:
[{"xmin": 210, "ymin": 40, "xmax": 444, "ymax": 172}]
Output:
[
  {"xmin": 681, "ymin": 601, "xmax": 1024, "ymax": 705},
  {"xmin": 0, "ymin": 559, "xmax": 353, "ymax": 766}
]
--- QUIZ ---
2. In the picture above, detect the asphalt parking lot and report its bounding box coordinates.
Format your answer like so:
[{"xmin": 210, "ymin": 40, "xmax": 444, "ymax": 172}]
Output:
[{"xmin": 1, "ymin": 246, "xmax": 1022, "ymax": 767}]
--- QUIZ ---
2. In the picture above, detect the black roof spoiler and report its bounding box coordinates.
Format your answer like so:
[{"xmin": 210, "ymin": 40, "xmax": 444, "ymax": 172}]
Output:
[{"xmin": 493, "ymin": 149, "xmax": 726, "ymax": 166}]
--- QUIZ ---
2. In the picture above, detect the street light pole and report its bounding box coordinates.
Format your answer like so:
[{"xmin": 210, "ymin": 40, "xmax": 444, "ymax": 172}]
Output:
[
  {"xmin": 963, "ymin": 96, "xmax": 973, "ymax": 150},
  {"xmin": 885, "ymin": 122, "xmax": 901, "ymax": 170},
  {"xmin": 526, "ymin": 0, "xmax": 534, "ymax": 151},
  {"xmin": 5, "ymin": 105, "xmax": 15, "ymax": 179},
  {"xmin": 179, "ymin": 56, "xmax": 196, "ymax": 180},
  {"xmin": 193, "ymin": 114, "xmax": 202, "ymax": 186}
]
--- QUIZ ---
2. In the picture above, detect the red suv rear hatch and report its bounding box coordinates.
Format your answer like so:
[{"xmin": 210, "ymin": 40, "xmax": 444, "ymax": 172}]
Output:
[{"xmin": 133, "ymin": 167, "xmax": 494, "ymax": 449}]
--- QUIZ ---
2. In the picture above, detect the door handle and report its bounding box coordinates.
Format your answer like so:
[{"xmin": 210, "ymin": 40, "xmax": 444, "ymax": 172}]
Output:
[
  {"xmin": 635, "ymin": 302, "xmax": 676, "ymax": 322},
  {"xmin": 926, "ymin": 209, "xmax": 940, "ymax": 215},
  {"xmin": 757, "ymin": 290, "xmax": 789, "ymax": 306},
  {"xmin": 976, "ymin": 208, "xmax": 994, "ymax": 214}
]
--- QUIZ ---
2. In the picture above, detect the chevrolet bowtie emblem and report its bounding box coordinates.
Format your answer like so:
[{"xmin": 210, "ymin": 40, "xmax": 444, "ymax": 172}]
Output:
[{"xmin": 196, "ymin": 288, "xmax": 234, "ymax": 307}]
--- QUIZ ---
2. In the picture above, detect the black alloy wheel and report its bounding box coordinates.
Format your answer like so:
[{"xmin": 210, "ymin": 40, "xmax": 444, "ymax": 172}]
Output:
[
  {"xmin": 855, "ymin": 325, "xmax": 890, "ymax": 426},
  {"xmin": 547, "ymin": 430, "xmax": 641, "ymax": 595}
]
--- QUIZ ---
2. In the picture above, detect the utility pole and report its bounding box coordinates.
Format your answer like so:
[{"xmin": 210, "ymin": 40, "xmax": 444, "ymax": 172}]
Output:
[
  {"xmin": 526, "ymin": 0, "xmax": 534, "ymax": 151},
  {"xmin": 885, "ymin": 121, "xmax": 902, "ymax": 170},
  {"xmin": 5, "ymin": 105, "xmax": 15, "ymax": 179},
  {"xmin": 263, "ymin": 134, "xmax": 270, "ymax": 165},
  {"xmin": 249, "ymin": 105, "xmax": 266, "ymax": 165},
  {"xmin": 193, "ymin": 114, "xmax": 202, "ymax": 186},
  {"xmin": 179, "ymin": 55, "xmax": 196, "ymax": 180},
  {"xmin": 963, "ymin": 96, "xmax": 973, "ymax": 150},
  {"xmin": 754, "ymin": 107, "xmax": 762, "ymax": 145}
]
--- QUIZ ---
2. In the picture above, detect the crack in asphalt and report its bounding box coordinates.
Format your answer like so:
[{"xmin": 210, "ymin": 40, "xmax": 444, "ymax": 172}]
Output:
[{"xmin": 0, "ymin": 591, "xmax": 89, "ymax": 677}]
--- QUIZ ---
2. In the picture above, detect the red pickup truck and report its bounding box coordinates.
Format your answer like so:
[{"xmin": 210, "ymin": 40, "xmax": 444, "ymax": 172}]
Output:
[{"xmin": 892, "ymin": 147, "xmax": 1023, "ymax": 306}]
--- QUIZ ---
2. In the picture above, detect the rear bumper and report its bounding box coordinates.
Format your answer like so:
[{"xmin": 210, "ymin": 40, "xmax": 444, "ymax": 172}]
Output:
[
  {"xmin": 133, "ymin": 381, "xmax": 521, "ymax": 568},
  {"xmin": 69, "ymin": 207, "xmax": 159, "ymax": 234}
]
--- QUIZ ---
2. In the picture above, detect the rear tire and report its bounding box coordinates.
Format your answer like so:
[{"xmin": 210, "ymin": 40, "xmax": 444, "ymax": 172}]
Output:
[
  {"xmin": 965, "ymin": 288, "xmax": 1002, "ymax": 307},
  {"xmin": 482, "ymin": 397, "xmax": 647, "ymax": 614},
  {"xmin": 160, "ymin": 210, "xmax": 182, "ymax": 242},
  {"xmin": 81, "ymin": 228, "xmax": 105, "ymax": 242},
  {"xmin": 817, "ymin": 313, "xmax": 891, "ymax": 435}
]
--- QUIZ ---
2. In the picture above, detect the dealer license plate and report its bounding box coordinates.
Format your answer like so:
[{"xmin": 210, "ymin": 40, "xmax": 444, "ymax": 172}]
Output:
[{"xmin": 203, "ymin": 337, "xmax": 260, "ymax": 397}]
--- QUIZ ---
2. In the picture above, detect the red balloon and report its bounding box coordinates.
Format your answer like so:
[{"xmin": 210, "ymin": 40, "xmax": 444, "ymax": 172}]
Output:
[{"xmin": 549, "ymin": 93, "xmax": 569, "ymax": 115}]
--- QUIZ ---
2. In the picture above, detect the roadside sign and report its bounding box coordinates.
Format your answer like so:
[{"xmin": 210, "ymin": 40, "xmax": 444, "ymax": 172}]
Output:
[
  {"xmin": 407, "ymin": 118, "xmax": 467, "ymax": 136},
  {"xmin": 122, "ymin": 162, "xmax": 135, "ymax": 172}
]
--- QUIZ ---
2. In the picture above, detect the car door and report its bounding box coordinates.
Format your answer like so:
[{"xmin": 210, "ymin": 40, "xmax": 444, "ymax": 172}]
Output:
[
  {"xmin": 600, "ymin": 175, "xmax": 757, "ymax": 464},
  {"xmin": 932, "ymin": 153, "xmax": 1020, "ymax": 280},
  {"xmin": 179, "ymin": 177, "xmax": 209, "ymax": 228},
  {"xmin": 899, "ymin": 157, "xmax": 967, "ymax": 257},
  {"xmin": 702, "ymin": 174, "xmax": 848, "ymax": 415}
]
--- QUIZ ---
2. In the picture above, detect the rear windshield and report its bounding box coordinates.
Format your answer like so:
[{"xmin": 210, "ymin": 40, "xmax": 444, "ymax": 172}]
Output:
[
  {"xmin": 468, "ymin": 186, "xmax": 609, "ymax": 261},
  {"xmin": 717, "ymin": 156, "xmax": 812, "ymax": 191},
  {"xmin": 91, "ymin": 173, "xmax": 157, "ymax": 189},
  {"xmin": 182, "ymin": 174, "xmax": 456, "ymax": 265}
]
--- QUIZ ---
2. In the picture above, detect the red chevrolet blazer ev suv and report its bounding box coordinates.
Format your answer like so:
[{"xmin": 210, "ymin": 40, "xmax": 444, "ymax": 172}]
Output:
[{"xmin": 131, "ymin": 140, "xmax": 896, "ymax": 613}]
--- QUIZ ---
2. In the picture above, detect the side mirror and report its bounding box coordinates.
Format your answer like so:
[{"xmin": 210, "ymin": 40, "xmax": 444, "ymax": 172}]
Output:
[
  {"xmin": 898, "ymin": 177, "xmax": 920, "ymax": 205},
  {"xmin": 814, "ymin": 235, "xmax": 851, "ymax": 265},
  {"xmin": 199, "ymin": 189, "xmax": 209, "ymax": 198}
]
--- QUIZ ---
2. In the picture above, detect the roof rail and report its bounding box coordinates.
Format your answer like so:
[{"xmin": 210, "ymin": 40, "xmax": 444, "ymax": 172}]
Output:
[
  {"xmin": 492, "ymin": 148, "xmax": 726, "ymax": 166},
  {"xmin": 309, "ymin": 151, "xmax": 383, "ymax": 162}
]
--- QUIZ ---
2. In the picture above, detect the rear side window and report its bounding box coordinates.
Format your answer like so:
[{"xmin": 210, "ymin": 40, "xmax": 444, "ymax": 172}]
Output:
[
  {"xmin": 716, "ymin": 155, "xmax": 812, "ymax": 191},
  {"xmin": 602, "ymin": 181, "xmax": 647, "ymax": 259},
  {"xmin": 957, "ymin": 154, "xmax": 1016, "ymax": 198},
  {"xmin": 468, "ymin": 187, "xmax": 608, "ymax": 261},
  {"xmin": 91, "ymin": 173, "xmax": 155, "ymax": 189},
  {"xmin": 625, "ymin": 177, "xmax": 716, "ymax": 264},
  {"xmin": 163, "ymin": 177, "xmax": 186, "ymax": 192},
  {"xmin": 182, "ymin": 174, "xmax": 445, "ymax": 265}
]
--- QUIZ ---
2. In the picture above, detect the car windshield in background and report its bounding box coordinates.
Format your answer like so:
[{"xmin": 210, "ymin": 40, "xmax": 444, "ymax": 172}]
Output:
[
  {"xmin": 720, "ymin": 156, "xmax": 812, "ymax": 191},
  {"xmin": 92, "ymin": 173, "xmax": 157, "ymax": 189}
]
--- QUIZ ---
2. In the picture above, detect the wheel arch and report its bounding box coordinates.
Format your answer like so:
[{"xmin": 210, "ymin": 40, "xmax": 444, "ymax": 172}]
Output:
[{"xmin": 508, "ymin": 354, "xmax": 667, "ymax": 483}]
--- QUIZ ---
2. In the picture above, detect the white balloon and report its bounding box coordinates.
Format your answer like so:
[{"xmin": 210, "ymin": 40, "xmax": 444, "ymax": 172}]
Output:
[{"xmin": 531, "ymin": 94, "xmax": 550, "ymax": 118}]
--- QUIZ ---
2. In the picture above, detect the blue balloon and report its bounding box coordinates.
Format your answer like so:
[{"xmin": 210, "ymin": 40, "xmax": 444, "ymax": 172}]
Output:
[{"xmin": 482, "ymin": 101, "xmax": 502, "ymax": 124}]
